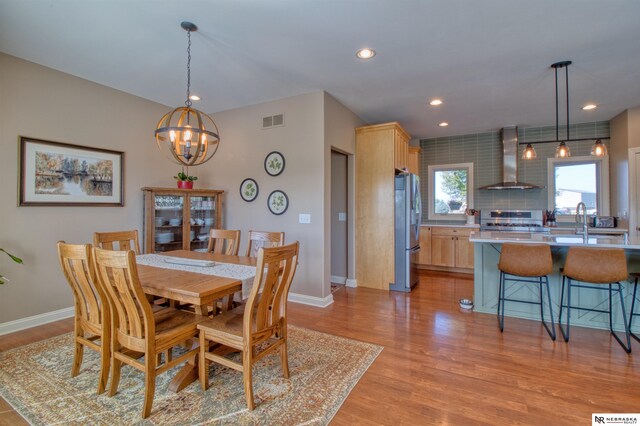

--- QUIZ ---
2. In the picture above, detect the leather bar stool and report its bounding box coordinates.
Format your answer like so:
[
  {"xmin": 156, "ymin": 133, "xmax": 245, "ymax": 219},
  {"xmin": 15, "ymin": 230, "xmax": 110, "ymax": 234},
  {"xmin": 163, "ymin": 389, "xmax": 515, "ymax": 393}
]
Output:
[
  {"xmin": 559, "ymin": 247, "xmax": 631, "ymax": 353},
  {"xmin": 629, "ymin": 272, "xmax": 640, "ymax": 343},
  {"xmin": 498, "ymin": 243, "xmax": 556, "ymax": 340}
]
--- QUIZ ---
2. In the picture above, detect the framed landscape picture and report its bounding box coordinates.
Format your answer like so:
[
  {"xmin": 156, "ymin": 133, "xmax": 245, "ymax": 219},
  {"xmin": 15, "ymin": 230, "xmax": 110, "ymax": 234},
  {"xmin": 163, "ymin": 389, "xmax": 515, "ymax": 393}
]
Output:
[{"xmin": 19, "ymin": 137, "xmax": 124, "ymax": 206}]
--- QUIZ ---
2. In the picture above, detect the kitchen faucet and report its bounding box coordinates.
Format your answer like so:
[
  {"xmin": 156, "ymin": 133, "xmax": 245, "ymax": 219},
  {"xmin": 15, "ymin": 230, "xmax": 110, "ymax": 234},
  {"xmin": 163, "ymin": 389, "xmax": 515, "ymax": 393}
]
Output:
[{"xmin": 576, "ymin": 202, "xmax": 588, "ymax": 239}]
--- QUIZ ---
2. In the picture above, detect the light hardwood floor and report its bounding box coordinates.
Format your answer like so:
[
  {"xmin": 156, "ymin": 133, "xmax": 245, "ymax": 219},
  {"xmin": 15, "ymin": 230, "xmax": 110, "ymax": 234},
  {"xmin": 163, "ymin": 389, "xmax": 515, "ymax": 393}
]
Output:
[{"xmin": 1, "ymin": 271, "xmax": 639, "ymax": 425}]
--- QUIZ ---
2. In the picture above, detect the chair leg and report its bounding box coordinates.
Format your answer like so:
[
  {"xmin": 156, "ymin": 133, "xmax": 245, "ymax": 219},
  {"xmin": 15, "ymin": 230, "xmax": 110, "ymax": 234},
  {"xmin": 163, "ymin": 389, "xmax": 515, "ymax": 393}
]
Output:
[
  {"xmin": 142, "ymin": 353, "xmax": 157, "ymax": 419},
  {"xmin": 199, "ymin": 332, "xmax": 209, "ymax": 391},
  {"xmin": 630, "ymin": 278, "xmax": 640, "ymax": 343},
  {"xmin": 541, "ymin": 276, "xmax": 556, "ymax": 340},
  {"xmin": 108, "ymin": 352, "xmax": 122, "ymax": 397},
  {"xmin": 97, "ymin": 340, "xmax": 110, "ymax": 394},
  {"xmin": 609, "ymin": 282, "xmax": 632, "ymax": 354},
  {"xmin": 498, "ymin": 272, "xmax": 505, "ymax": 332},
  {"xmin": 558, "ymin": 276, "xmax": 571, "ymax": 342},
  {"xmin": 72, "ymin": 337, "xmax": 83, "ymax": 377},
  {"xmin": 280, "ymin": 326, "xmax": 290, "ymax": 379},
  {"xmin": 242, "ymin": 349, "xmax": 255, "ymax": 410}
]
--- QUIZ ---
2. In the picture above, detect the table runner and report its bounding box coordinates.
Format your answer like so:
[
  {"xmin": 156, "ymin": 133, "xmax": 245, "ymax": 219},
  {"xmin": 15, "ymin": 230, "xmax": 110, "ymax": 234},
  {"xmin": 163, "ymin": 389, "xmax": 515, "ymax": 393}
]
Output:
[{"xmin": 136, "ymin": 253, "xmax": 256, "ymax": 300}]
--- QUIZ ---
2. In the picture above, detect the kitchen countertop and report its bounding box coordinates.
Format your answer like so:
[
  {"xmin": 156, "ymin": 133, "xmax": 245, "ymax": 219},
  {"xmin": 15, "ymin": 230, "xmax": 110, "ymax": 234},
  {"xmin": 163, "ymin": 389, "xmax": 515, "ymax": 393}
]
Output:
[
  {"xmin": 470, "ymin": 230, "xmax": 639, "ymax": 249},
  {"xmin": 546, "ymin": 226, "xmax": 629, "ymax": 235},
  {"xmin": 421, "ymin": 223, "xmax": 480, "ymax": 229}
]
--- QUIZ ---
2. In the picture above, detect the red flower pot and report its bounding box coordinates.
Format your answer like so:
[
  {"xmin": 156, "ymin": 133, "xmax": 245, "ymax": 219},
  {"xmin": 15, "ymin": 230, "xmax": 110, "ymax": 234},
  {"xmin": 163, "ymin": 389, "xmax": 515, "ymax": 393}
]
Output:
[{"xmin": 177, "ymin": 180, "xmax": 193, "ymax": 189}]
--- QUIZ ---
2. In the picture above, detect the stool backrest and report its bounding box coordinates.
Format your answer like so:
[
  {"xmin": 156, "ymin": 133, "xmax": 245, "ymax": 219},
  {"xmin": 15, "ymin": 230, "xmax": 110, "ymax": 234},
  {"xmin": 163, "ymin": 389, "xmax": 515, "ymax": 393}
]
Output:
[
  {"xmin": 564, "ymin": 247, "xmax": 627, "ymax": 283},
  {"xmin": 498, "ymin": 243, "xmax": 552, "ymax": 277}
]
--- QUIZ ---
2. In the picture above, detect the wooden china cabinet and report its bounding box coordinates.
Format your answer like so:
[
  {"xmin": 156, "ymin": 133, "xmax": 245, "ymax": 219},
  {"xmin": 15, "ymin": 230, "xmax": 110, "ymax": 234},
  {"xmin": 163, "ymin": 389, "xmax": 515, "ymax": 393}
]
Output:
[{"xmin": 141, "ymin": 187, "xmax": 223, "ymax": 254}]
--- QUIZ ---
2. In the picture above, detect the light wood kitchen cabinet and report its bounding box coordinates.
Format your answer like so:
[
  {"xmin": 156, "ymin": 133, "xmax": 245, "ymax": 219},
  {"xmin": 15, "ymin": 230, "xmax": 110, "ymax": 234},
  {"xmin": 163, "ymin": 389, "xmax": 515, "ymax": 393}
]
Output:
[
  {"xmin": 418, "ymin": 226, "xmax": 432, "ymax": 265},
  {"xmin": 394, "ymin": 129, "xmax": 410, "ymax": 171},
  {"xmin": 141, "ymin": 187, "xmax": 223, "ymax": 254},
  {"xmin": 408, "ymin": 146, "xmax": 421, "ymax": 175},
  {"xmin": 355, "ymin": 122, "xmax": 411, "ymax": 290},
  {"xmin": 430, "ymin": 234, "xmax": 456, "ymax": 267},
  {"xmin": 419, "ymin": 226, "xmax": 475, "ymax": 272}
]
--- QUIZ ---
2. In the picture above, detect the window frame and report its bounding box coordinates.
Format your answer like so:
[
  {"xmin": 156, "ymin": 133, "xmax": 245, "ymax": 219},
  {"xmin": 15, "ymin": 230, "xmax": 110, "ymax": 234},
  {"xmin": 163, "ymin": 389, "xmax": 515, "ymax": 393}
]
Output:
[
  {"xmin": 427, "ymin": 162, "xmax": 474, "ymax": 221},
  {"xmin": 546, "ymin": 155, "xmax": 609, "ymax": 222}
]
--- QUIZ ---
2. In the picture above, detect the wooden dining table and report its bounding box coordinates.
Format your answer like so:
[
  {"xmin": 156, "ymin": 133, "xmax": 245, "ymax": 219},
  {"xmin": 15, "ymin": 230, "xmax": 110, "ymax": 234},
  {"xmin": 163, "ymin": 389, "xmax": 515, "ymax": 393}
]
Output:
[{"xmin": 136, "ymin": 249, "xmax": 257, "ymax": 392}]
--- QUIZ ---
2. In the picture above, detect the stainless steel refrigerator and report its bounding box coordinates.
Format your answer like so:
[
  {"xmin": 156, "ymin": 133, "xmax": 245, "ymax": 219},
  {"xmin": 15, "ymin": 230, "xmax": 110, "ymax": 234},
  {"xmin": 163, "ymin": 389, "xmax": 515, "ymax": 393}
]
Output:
[{"xmin": 390, "ymin": 173, "xmax": 421, "ymax": 292}]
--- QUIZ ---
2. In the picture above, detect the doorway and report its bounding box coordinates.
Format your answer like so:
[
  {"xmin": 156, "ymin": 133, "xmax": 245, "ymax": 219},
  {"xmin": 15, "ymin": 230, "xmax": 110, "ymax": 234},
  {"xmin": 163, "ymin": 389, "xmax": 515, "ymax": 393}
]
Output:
[{"xmin": 331, "ymin": 150, "xmax": 348, "ymax": 292}]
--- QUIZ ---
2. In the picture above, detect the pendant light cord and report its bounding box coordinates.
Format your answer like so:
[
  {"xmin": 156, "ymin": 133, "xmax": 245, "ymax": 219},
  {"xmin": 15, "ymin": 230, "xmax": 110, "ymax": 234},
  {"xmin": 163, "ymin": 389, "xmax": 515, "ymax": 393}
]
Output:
[
  {"xmin": 555, "ymin": 66, "xmax": 559, "ymax": 142},
  {"xmin": 185, "ymin": 29, "xmax": 192, "ymax": 108},
  {"xmin": 565, "ymin": 65, "xmax": 569, "ymax": 141}
]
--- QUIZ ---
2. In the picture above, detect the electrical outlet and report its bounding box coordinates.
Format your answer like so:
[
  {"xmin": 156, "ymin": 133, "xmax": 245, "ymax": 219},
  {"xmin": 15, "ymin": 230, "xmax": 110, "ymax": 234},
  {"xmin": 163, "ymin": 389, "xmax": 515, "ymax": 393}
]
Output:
[
  {"xmin": 338, "ymin": 212, "xmax": 347, "ymax": 221},
  {"xmin": 299, "ymin": 213, "xmax": 311, "ymax": 224}
]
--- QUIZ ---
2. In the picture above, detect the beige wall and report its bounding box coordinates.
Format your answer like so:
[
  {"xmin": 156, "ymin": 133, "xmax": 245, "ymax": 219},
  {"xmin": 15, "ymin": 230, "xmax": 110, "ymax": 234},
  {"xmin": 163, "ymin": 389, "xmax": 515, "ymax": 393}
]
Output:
[
  {"xmin": 208, "ymin": 92, "xmax": 328, "ymax": 299},
  {"xmin": 324, "ymin": 93, "xmax": 366, "ymax": 287},
  {"xmin": 330, "ymin": 151, "xmax": 348, "ymax": 279},
  {"xmin": 0, "ymin": 54, "xmax": 368, "ymax": 324},
  {"xmin": 0, "ymin": 53, "xmax": 176, "ymax": 323}
]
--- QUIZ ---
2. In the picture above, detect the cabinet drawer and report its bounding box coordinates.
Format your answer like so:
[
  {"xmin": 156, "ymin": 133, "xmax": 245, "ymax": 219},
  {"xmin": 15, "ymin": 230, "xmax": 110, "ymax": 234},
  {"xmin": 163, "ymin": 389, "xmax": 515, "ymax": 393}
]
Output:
[{"xmin": 431, "ymin": 227, "xmax": 473, "ymax": 237}]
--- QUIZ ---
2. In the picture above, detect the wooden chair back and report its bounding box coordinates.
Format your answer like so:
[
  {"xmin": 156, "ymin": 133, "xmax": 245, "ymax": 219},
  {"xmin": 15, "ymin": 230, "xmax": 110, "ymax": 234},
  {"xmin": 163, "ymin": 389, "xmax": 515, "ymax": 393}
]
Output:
[
  {"xmin": 57, "ymin": 241, "xmax": 110, "ymax": 394},
  {"xmin": 245, "ymin": 241, "xmax": 299, "ymax": 340},
  {"xmin": 94, "ymin": 230, "xmax": 141, "ymax": 255},
  {"xmin": 207, "ymin": 229, "xmax": 241, "ymax": 256},
  {"xmin": 93, "ymin": 247, "xmax": 154, "ymax": 352},
  {"xmin": 245, "ymin": 230, "xmax": 284, "ymax": 257},
  {"xmin": 57, "ymin": 242, "xmax": 106, "ymax": 335}
]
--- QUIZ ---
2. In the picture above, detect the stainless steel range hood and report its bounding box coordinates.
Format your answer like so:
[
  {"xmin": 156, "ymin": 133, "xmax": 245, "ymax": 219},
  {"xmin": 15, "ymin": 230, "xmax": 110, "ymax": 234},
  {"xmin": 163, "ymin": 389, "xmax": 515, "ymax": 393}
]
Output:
[{"xmin": 479, "ymin": 127, "xmax": 541, "ymax": 190}]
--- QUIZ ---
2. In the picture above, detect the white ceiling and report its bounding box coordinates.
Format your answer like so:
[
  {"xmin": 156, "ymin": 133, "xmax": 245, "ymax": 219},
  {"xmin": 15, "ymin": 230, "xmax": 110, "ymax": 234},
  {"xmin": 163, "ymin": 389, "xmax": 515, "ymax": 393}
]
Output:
[{"xmin": 1, "ymin": 0, "xmax": 640, "ymax": 139}]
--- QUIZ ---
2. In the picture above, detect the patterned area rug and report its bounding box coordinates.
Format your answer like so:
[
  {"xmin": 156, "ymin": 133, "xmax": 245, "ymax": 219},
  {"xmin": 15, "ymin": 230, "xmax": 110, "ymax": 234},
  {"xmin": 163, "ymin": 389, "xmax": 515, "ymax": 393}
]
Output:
[{"xmin": 0, "ymin": 326, "xmax": 381, "ymax": 425}]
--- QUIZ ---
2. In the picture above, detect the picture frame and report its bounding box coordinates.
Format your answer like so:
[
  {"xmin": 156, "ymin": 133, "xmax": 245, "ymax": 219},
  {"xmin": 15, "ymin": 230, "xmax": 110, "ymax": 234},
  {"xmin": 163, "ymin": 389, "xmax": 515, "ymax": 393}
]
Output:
[
  {"xmin": 19, "ymin": 136, "xmax": 124, "ymax": 206},
  {"xmin": 264, "ymin": 151, "xmax": 285, "ymax": 176},
  {"xmin": 267, "ymin": 190, "xmax": 289, "ymax": 215},
  {"xmin": 239, "ymin": 178, "xmax": 259, "ymax": 202}
]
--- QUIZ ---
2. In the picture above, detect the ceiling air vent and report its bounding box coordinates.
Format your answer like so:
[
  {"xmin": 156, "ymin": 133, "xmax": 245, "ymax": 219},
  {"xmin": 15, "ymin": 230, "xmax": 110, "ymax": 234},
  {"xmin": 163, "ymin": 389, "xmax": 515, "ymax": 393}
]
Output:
[{"xmin": 262, "ymin": 113, "xmax": 285, "ymax": 129}]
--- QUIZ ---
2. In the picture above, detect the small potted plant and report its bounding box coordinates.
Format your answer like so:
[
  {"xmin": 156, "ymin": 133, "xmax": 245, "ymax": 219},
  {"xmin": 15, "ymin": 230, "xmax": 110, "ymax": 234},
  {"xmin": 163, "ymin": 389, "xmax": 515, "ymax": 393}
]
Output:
[
  {"xmin": 1, "ymin": 248, "xmax": 23, "ymax": 285},
  {"xmin": 174, "ymin": 170, "xmax": 198, "ymax": 189}
]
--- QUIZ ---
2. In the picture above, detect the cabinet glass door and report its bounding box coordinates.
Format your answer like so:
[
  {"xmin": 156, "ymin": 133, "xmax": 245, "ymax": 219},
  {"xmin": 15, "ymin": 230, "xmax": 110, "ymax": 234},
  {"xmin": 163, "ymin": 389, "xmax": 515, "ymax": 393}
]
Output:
[
  {"xmin": 153, "ymin": 194, "xmax": 185, "ymax": 253},
  {"xmin": 189, "ymin": 195, "xmax": 217, "ymax": 251}
]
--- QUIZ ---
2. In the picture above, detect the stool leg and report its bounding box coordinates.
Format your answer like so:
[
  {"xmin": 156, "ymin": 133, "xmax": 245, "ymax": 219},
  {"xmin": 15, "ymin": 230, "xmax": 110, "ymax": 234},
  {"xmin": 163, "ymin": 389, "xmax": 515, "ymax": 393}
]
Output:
[
  {"xmin": 630, "ymin": 278, "xmax": 639, "ymax": 343},
  {"xmin": 498, "ymin": 271, "xmax": 505, "ymax": 332},
  {"xmin": 609, "ymin": 282, "xmax": 632, "ymax": 353},
  {"xmin": 540, "ymin": 276, "xmax": 556, "ymax": 341},
  {"xmin": 558, "ymin": 276, "xmax": 571, "ymax": 342}
]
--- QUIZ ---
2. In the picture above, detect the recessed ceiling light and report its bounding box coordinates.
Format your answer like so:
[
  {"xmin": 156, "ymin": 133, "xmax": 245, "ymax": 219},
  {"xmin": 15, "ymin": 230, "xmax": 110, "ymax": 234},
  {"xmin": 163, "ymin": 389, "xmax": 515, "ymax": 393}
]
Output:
[
  {"xmin": 581, "ymin": 103, "xmax": 597, "ymax": 110},
  {"xmin": 438, "ymin": 122, "xmax": 449, "ymax": 127},
  {"xmin": 189, "ymin": 95, "xmax": 201, "ymax": 101},
  {"xmin": 429, "ymin": 99, "xmax": 443, "ymax": 106},
  {"xmin": 356, "ymin": 48, "xmax": 376, "ymax": 59}
]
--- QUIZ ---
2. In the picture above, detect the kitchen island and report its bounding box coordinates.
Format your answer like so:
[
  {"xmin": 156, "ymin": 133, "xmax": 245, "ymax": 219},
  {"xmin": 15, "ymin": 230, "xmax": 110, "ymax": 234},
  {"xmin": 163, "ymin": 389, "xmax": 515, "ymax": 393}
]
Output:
[{"xmin": 470, "ymin": 231, "xmax": 640, "ymax": 331}]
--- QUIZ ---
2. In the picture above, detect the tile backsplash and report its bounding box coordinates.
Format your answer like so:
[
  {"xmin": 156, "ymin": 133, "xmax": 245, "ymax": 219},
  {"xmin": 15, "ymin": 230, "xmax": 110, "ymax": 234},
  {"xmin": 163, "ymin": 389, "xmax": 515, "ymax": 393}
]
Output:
[{"xmin": 419, "ymin": 121, "xmax": 610, "ymax": 223}]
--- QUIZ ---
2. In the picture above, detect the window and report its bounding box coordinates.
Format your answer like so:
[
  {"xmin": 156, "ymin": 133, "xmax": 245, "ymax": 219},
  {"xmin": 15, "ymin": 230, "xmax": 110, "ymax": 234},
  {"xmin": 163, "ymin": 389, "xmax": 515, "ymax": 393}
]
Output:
[
  {"xmin": 427, "ymin": 163, "xmax": 474, "ymax": 220},
  {"xmin": 547, "ymin": 156, "xmax": 609, "ymax": 220}
]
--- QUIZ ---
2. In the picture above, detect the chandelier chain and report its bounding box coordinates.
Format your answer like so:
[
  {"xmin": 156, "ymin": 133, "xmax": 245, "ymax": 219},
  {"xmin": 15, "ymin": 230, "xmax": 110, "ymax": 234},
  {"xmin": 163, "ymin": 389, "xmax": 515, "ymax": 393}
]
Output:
[{"xmin": 185, "ymin": 29, "xmax": 192, "ymax": 108}]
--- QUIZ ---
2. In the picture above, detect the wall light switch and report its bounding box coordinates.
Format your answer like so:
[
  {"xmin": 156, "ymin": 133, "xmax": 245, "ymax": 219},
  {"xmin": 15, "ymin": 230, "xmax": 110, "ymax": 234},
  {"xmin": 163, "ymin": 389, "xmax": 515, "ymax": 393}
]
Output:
[
  {"xmin": 338, "ymin": 212, "xmax": 347, "ymax": 222},
  {"xmin": 299, "ymin": 213, "xmax": 311, "ymax": 224}
]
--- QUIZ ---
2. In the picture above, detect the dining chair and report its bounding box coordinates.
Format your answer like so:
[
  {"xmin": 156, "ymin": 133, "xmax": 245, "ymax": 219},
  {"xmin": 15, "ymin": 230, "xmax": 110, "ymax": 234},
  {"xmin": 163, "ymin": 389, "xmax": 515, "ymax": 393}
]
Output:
[
  {"xmin": 197, "ymin": 241, "xmax": 299, "ymax": 410},
  {"xmin": 207, "ymin": 229, "xmax": 241, "ymax": 256},
  {"xmin": 93, "ymin": 230, "xmax": 141, "ymax": 254},
  {"xmin": 93, "ymin": 247, "xmax": 203, "ymax": 418},
  {"xmin": 245, "ymin": 230, "xmax": 285, "ymax": 257},
  {"xmin": 57, "ymin": 241, "xmax": 110, "ymax": 394}
]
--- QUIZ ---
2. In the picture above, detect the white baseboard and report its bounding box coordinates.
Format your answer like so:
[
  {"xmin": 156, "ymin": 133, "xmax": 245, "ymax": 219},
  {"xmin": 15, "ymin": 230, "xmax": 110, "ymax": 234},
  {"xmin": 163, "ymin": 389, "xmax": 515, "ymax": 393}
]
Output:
[
  {"xmin": 0, "ymin": 307, "xmax": 74, "ymax": 336},
  {"xmin": 331, "ymin": 275, "xmax": 347, "ymax": 285},
  {"xmin": 288, "ymin": 292, "xmax": 334, "ymax": 308},
  {"xmin": 345, "ymin": 278, "xmax": 357, "ymax": 288}
]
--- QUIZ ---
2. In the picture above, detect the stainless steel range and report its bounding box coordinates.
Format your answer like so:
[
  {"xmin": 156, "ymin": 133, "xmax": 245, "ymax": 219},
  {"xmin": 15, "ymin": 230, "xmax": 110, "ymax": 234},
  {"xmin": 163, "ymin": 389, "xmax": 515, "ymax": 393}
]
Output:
[{"xmin": 480, "ymin": 210, "xmax": 549, "ymax": 232}]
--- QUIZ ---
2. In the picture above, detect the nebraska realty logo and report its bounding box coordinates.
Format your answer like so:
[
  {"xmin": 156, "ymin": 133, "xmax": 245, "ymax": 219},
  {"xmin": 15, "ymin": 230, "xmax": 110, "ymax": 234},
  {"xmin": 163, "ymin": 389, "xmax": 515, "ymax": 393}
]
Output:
[{"xmin": 593, "ymin": 414, "xmax": 640, "ymax": 425}]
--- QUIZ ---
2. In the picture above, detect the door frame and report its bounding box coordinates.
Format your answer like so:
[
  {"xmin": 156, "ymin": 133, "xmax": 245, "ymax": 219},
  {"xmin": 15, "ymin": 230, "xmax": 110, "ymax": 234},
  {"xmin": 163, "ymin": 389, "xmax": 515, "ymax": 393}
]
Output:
[{"xmin": 628, "ymin": 147, "xmax": 640, "ymax": 233}]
